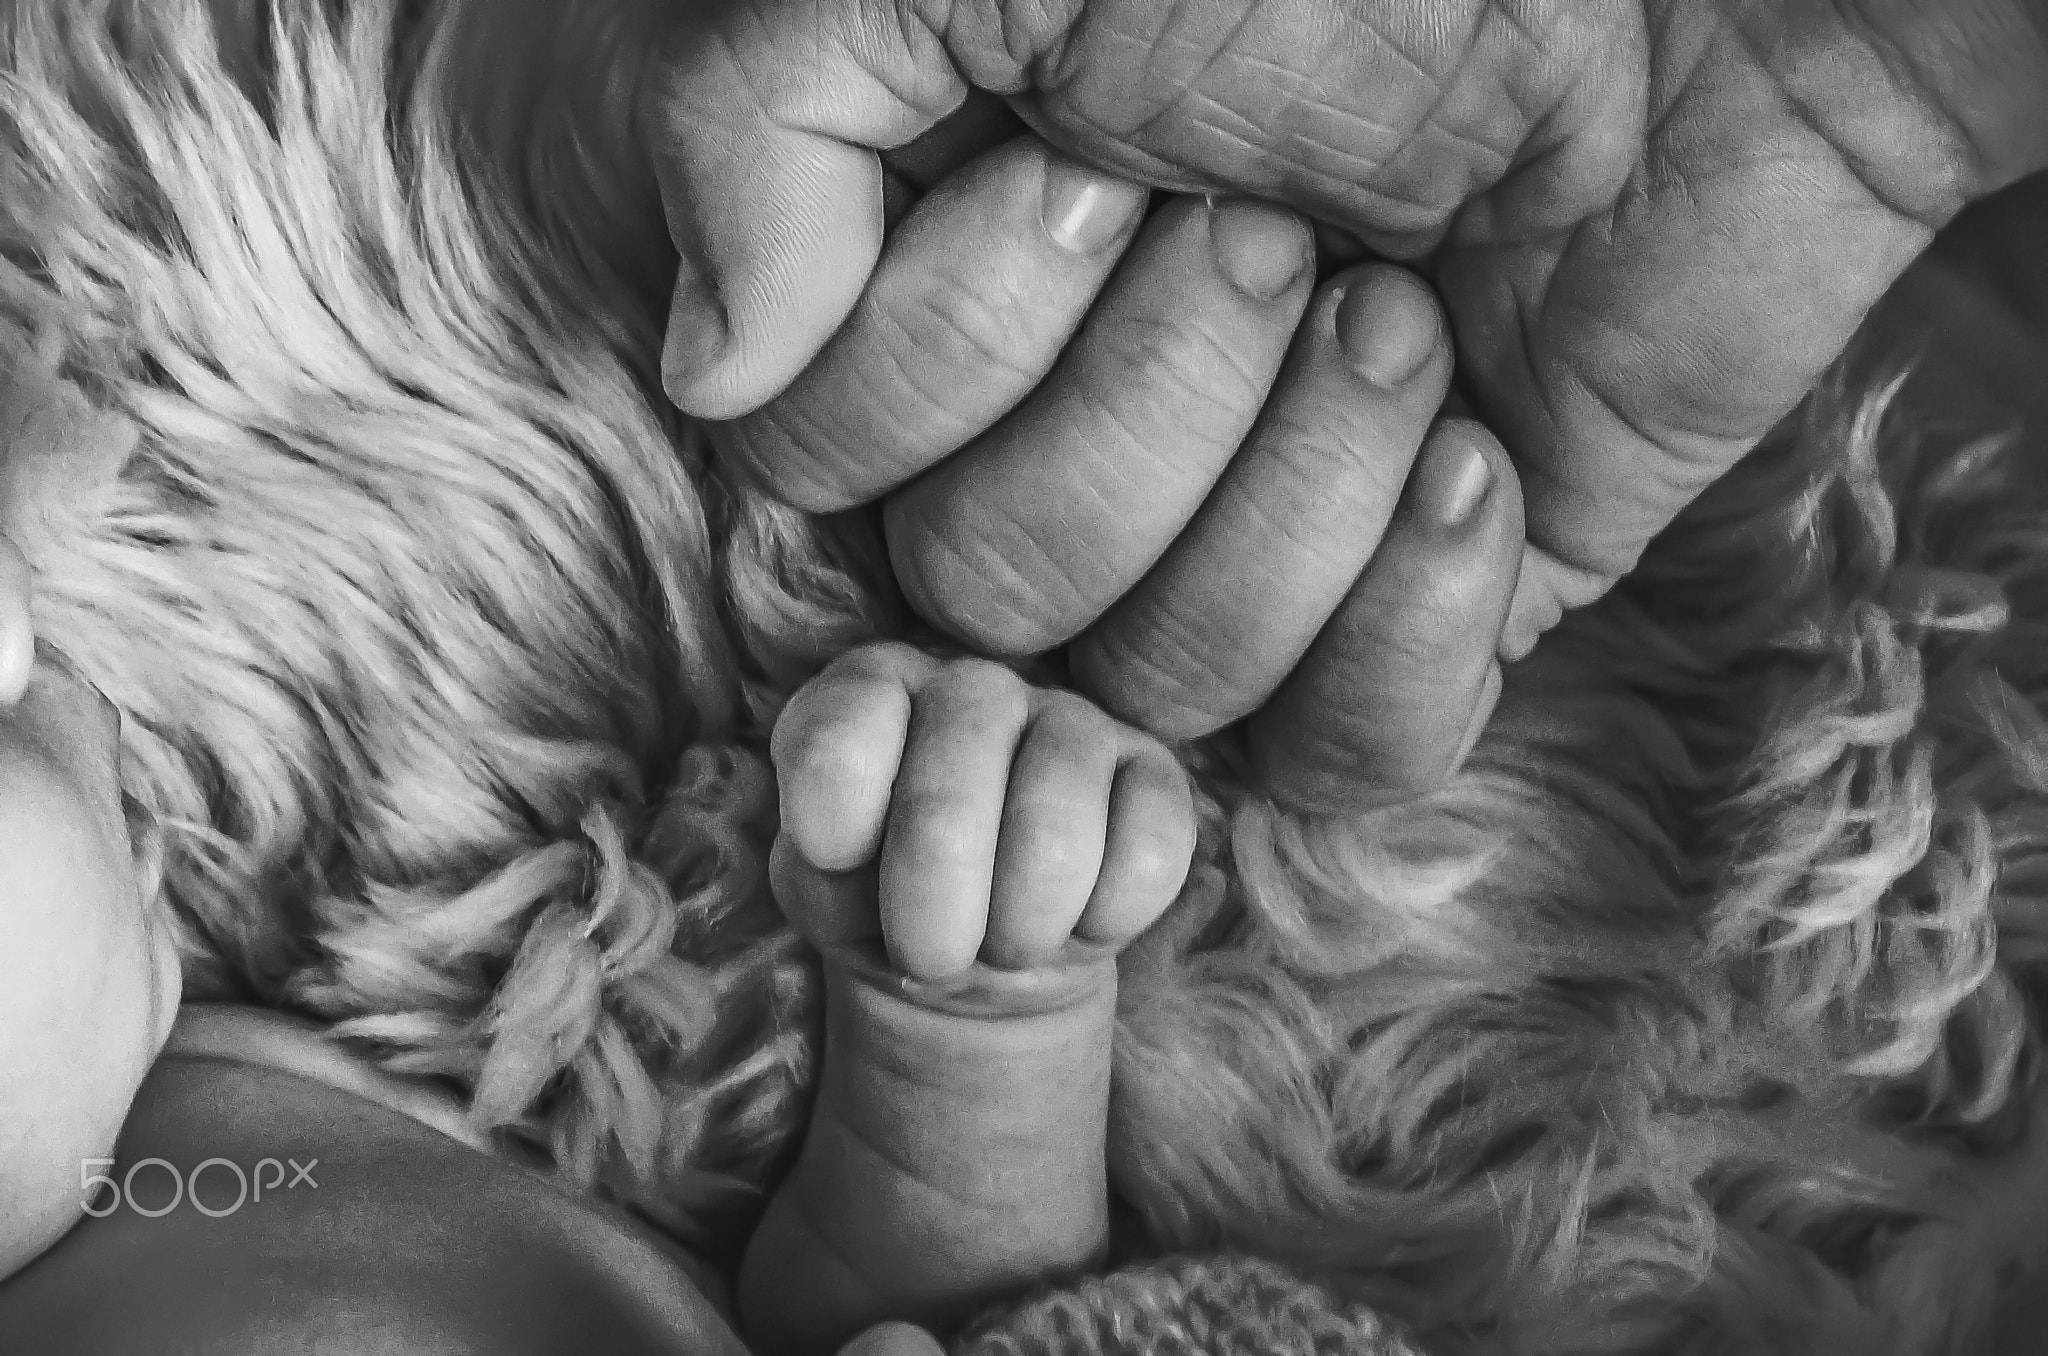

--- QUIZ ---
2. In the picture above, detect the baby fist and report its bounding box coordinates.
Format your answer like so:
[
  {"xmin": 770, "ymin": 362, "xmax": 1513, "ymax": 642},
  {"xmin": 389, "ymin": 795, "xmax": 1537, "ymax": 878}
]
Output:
[{"xmin": 769, "ymin": 643, "xmax": 1195, "ymax": 985}]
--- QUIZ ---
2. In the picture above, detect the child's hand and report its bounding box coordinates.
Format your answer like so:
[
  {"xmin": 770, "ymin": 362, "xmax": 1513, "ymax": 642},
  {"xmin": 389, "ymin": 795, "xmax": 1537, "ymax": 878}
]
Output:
[{"xmin": 769, "ymin": 642, "xmax": 1196, "ymax": 988}]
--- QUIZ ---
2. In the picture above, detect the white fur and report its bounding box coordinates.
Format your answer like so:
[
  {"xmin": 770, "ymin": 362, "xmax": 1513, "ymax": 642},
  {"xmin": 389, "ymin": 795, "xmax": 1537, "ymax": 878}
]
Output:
[{"xmin": 1, "ymin": 1, "xmax": 2043, "ymax": 1350}]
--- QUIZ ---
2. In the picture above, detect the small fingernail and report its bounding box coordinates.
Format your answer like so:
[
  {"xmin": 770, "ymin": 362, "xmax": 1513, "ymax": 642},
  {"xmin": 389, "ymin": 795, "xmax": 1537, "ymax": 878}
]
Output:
[
  {"xmin": 1418, "ymin": 428, "xmax": 1496, "ymax": 527},
  {"xmin": 1335, "ymin": 268, "xmax": 1441, "ymax": 388},
  {"xmin": 1042, "ymin": 158, "xmax": 1148, "ymax": 255},
  {"xmin": 659, "ymin": 264, "xmax": 731, "ymax": 408},
  {"xmin": 1208, "ymin": 199, "xmax": 1311, "ymax": 301}
]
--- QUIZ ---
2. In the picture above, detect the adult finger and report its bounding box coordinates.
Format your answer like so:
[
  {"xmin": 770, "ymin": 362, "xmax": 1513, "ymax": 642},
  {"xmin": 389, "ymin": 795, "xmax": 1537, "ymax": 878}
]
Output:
[
  {"xmin": 837, "ymin": 1323, "xmax": 948, "ymax": 1356},
  {"xmin": 885, "ymin": 196, "xmax": 1316, "ymax": 656},
  {"xmin": 640, "ymin": 0, "xmax": 971, "ymax": 420},
  {"xmin": 769, "ymin": 833, "xmax": 882, "ymax": 952},
  {"xmin": 1070, "ymin": 264, "xmax": 1453, "ymax": 738},
  {"xmin": 716, "ymin": 138, "xmax": 1149, "ymax": 512},
  {"xmin": 1248, "ymin": 419, "xmax": 1524, "ymax": 813},
  {"xmin": 0, "ymin": 537, "xmax": 33, "ymax": 707}
]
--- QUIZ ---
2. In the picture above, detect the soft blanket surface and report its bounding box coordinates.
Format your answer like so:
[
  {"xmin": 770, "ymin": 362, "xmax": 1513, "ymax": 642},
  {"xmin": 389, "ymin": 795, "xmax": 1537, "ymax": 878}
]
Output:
[{"xmin": 4, "ymin": 2, "xmax": 2046, "ymax": 1351}]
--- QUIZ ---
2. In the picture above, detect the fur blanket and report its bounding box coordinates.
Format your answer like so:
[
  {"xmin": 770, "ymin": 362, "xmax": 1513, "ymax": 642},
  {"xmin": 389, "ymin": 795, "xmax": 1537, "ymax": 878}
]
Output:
[{"xmin": 3, "ymin": 2, "xmax": 2045, "ymax": 1351}]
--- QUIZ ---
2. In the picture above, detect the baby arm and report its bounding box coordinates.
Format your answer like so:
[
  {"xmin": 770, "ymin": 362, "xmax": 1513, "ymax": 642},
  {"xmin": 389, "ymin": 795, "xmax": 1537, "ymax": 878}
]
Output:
[{"xmin": 738, "ymin": 643, "xmax": 1197, "ymax": 1355}]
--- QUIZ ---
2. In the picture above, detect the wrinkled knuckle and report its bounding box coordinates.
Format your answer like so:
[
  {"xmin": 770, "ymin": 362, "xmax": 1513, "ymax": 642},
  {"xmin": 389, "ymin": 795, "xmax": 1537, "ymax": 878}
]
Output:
[
  {"xmin": 1079, "ymin": 612, "xmax": 1251, "ymax": 739},
  {"xmin": 891, "ymin": 510, "xmax": 1084, "ymax": 656},
  {"xmin": 716, "ymin": 405, "xmax": 863, "ymax": 512},
  {"xmin": 1020, "ymin": 819, "xmax": 1097, "ymax": 878},
  {"xmin": 928, "ymin": 0, "xmax": 1082, "ymax": 90}
]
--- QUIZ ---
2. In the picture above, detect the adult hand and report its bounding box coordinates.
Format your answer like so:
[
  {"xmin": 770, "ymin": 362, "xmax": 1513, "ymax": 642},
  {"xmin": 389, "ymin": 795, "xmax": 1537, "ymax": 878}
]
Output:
[
  {"xmin": 718, "ymin": 132, "xmax": 1525, "ymax": 806},
  {"xmin": 641, "ymin": 0, "xmax": 2048, "ymax": 798}
]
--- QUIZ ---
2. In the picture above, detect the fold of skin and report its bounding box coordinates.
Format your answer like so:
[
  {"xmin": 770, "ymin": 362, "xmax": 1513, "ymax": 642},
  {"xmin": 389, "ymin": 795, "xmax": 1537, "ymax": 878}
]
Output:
[{"xmin": 739, "ymin": 960, "xmax": 1119, "ymax": 1356}]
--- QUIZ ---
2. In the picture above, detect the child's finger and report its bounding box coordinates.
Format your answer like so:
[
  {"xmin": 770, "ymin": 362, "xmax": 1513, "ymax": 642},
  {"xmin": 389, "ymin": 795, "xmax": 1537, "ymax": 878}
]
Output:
[
  {"xmin": 879, "ymin": 661, "xmax": 1032, "ymax": 981},
  {"xmin": 982, "ymin": 693, "xmax": 1119, "ymax": 970},
  {"xmin": 771, "ymin": 645, "xmax": 934, "ymax": 871},
  {"xmin": 1069, "ymin": 263, "xmax": 1452, "ymax": 737},
  {"xmin": 642, "ymin": 0, "xmax": 969, "ymax": 420},
  {"xmin": 0, "ymin": 537, "xmax": 34, "ymax": 708},
  {"xmin": 1074, "ymin": 745, "xmax": 1196, "ymax": 946},
  {"xmin": 769, "ymin": 833, "xmax": 882, "ymax": 950}
]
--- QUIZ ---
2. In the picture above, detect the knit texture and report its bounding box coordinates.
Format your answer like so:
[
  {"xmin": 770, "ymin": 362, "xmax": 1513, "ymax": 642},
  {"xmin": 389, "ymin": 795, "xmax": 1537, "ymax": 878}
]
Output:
[{"xmin": 958, "ymin": 1258, "xmax": 1424, "ymax": 1356}]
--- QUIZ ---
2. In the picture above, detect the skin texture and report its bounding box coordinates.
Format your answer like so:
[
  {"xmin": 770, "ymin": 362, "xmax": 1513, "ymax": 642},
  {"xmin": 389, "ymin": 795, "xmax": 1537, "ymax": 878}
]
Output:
[
  {"xmin": 709, "ymin": 132, "xmax": 1522, "ymax": 807},
  {"xmin": 0, "ymin": 538, "xmax": 181, "ymax": 1282},
  {"xmin": 642, "ymin": 0, "xmax": 2048, "ymax": 808},
  {"xmin": 739, "ymin": 643, "xmax": 1197, "ymax": 1354}
]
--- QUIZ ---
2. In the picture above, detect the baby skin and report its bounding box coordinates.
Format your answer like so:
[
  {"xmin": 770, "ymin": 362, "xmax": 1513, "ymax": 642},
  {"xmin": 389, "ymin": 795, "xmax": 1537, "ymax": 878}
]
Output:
[
  {"xmin": 740, "ymin": 642, "xmax": 1198, "ymax": 1355},
  {"xmin": 0, "ymin": 536, "xmax": 182, "ymax": 1280}
]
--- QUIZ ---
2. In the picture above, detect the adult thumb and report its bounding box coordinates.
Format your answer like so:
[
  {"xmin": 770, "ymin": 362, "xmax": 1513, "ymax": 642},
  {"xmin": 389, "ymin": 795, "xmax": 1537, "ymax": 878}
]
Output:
[{"xmin": 641, "ymin": 0, "xmax": 972, "ymax": 419}]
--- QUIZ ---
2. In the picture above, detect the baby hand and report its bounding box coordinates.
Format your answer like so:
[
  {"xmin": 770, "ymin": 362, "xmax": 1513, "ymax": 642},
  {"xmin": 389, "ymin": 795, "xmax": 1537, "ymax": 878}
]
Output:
[{"xmin": 769, "ymin": 643, "xmax": 1196, "ymax": 993}]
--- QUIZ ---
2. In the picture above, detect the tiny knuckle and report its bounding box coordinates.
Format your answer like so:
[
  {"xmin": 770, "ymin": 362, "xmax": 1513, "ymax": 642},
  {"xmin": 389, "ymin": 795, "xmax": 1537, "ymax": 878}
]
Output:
[
  {"xmin": 889, "ymin": 508, "xmax": 1080, "ymax": 656},
  {"xmin": 830, "ymin": 641, "xmax": 919, "ymax": 685},
  {"xmin": 889, "ymin": 797, "xmax": 984, "ymax": 861},
  {"xmin": 937, "ymin": 656, "xmax": 1032, "ymax": 714}
]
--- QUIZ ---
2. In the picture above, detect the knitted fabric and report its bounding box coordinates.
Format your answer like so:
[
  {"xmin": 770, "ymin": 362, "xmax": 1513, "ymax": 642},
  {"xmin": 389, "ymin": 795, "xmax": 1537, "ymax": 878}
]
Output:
[{"xmin": 957, "ymin": 1258, "xmax": 1425, "ymax": 1356}]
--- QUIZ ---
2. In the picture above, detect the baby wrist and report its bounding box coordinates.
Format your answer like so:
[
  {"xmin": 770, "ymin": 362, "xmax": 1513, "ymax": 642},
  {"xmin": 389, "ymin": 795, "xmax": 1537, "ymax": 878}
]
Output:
[{"xmin": 825, "ymin": 939, "xmax": 1121, "ymax": 1022}]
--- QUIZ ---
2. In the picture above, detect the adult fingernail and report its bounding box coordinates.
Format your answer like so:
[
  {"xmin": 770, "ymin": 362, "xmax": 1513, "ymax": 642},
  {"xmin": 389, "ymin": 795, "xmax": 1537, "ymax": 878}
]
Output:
[
  {"xmin": 1336, "ymin": 268, "xmax": 1441, "ymax": 388},
  {"xmin": 659, "ymin": 263, "xmax": 731, "ymax": 408},
  {"xmin": 1042, "ymin": 159, "xmax": 1148, "ymax": 255},
  {"xmin": 1418, "ymin": 427, "xmax": 1495, "ymax": 528},
  {"xmin": 1209, "ymin": 200, "xmax": 1311, "ymax": 301}
]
